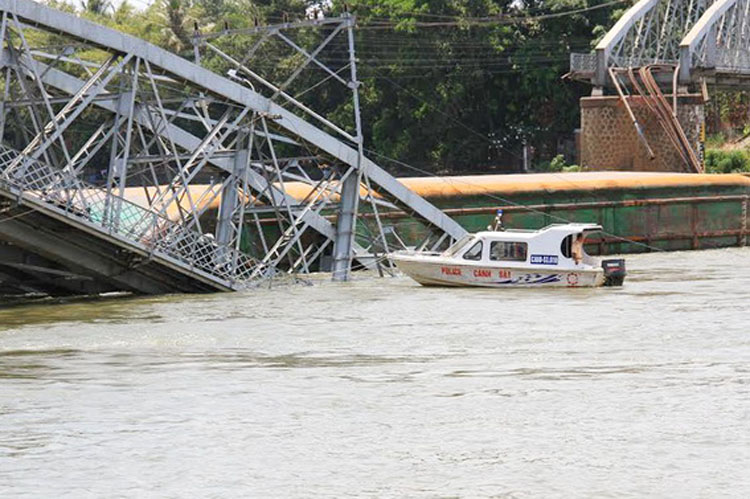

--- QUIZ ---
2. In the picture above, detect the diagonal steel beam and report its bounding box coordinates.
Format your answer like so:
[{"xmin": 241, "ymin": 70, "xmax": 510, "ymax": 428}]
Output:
[
  {"xmin": 0, "ymin": 0, "xmax": 466, "ymax": 242},
  {"xmin": 4, "ymin": 53, "xmax": 130, "ymax": 178},
  {"xmin": 19, "ymin": 55, "xmax": 340, "ymax": 240},
  {"xmin": 595, "ymin": 0, "xmax": 661, "ymax": 85}
]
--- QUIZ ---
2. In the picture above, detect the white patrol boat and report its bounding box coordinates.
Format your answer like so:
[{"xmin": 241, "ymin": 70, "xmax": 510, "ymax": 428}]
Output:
[{"xmin": 389, "ymin": 222, "xmax": 626, "ymax": 288}]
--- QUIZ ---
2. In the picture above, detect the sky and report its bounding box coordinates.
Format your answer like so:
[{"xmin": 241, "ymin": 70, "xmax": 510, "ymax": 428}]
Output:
[
  {"xmin": 65, "ymin": 0, "xmax": 153, "ymax": 11},
  {"xmin": 124, "ymin": 0, "xmax": 152, "ymax": 8},
  {"xmin": 111, "ymin": 0, "xmax": 152, "ymax": 9}
]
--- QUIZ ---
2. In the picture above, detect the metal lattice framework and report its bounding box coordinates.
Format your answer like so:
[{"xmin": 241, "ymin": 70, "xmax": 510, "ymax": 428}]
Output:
[
  {"xmin": 0, "ymin": 144, "xmax": 263, "ymax": 286},
  {"xmin": 604, "ymin": 0, "xmax": 709, "ymax": 66},
  {"xmin": 0, "ymin": 0, "xmax": 467, "ymax": 292},
  {"xmin": 571, "ymin": 0, "xmax": 750, "ymax": 86}
]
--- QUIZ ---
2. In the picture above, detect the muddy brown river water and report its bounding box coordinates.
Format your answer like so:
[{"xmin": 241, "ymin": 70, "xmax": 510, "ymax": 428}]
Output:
[{"xmin": 1, "ymin": 248, "xmax": 750, "ymax": 497}]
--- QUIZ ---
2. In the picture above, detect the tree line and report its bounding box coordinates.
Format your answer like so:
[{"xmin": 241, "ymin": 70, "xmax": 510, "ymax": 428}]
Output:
[{"xmin": 52, "ymin": 0, "xmax": 627, "ymax": 174}]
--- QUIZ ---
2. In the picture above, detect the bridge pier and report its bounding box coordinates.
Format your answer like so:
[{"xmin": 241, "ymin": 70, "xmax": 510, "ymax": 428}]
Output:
[{"xmin": 579, "ymin": 94, "xmax": 705, "ymax": 172}]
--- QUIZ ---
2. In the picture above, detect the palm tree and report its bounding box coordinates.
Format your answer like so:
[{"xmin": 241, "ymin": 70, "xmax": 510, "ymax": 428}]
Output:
[
  {"xmin": 160, "ymin": 0, "xmax": 193, "ymax": 51},
  {"xmin": 80, "ymin": 0, "xmax": 112, "ymax": 16}
]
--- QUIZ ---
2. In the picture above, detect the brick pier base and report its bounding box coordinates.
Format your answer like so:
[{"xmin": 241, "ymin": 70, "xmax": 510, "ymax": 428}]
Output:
[{"xmin": 580, "ymin": 95, "xmax": 705, "ymax": 172}]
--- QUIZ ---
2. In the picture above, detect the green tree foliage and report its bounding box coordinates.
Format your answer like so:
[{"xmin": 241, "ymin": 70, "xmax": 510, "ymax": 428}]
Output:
[
  {"xmin": 80, "ymin": 0, "xmax": 112, "ymax": 16},
  {"xmin": 42, "ymin": 0, "xmax": 624, "ymax": 174},
  {"xmin": 161, "ymin": 0, "xmax": 193, "ymax": 51},
  {"xmin": 705, "ymin": 149, "xmax": 750, "ymax": 174},
  {"xmin": 328, "ymin": 0, "xmax": 620, "ymax": 172}
]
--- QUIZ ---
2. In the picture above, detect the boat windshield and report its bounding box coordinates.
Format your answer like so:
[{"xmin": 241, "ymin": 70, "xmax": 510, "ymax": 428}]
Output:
[{"xmin": 442, "ymin": 235, "xmax": 474, "ymax": 257}]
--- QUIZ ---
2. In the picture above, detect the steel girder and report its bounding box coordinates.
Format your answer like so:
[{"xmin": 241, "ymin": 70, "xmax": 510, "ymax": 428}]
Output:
[
  {"xmin": 190, "ymin": 14, "xmax": 465, "ymax": 278},
  {"xmin": 7, "ymin": 0, "xmax": 463, "ymax": 237},
  {"xmin": 580, "ymin": 0, "xmax": 750, "ymax": 86}
]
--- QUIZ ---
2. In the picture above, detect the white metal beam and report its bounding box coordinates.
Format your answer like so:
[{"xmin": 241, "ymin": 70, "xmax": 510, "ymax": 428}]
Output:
[{"xmin": 22, "ymin": 56, "xmax": 337, "ymax": 239}]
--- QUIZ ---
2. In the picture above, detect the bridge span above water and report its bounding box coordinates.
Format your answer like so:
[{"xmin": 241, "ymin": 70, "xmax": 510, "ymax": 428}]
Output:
[
  {"xmin": 568, "ymin": 0, "xmax": 750, "ymax": 173},
  {"xmin": 570, "ymin": 0, "xmax": 750, "ymax": 88}
]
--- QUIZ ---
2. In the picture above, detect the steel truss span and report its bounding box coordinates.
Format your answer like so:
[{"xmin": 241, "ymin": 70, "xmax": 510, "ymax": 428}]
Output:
[
  {"xmin": 570, "ymin": 0, "xmax": 750, "ymax": 87},
  {"xmin": 0, "ymin": 0, "xmax": 466, "ymax": 294}
]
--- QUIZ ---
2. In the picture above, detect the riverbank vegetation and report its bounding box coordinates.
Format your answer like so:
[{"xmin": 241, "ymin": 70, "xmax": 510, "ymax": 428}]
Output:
[
  {"xmin": 703, "ymin": 92, "xmax": 750, "ymax": 173},
  {"xmin": 705, "ymin": 150, "xmax": 750, "ymax": 174},
  {"xmin": 46, "ymin": 0, "xmax": 626, "ymax": 174},
  {"xmin": 41, "ymin": 1, "xmax": 750, "ymax": 175}
]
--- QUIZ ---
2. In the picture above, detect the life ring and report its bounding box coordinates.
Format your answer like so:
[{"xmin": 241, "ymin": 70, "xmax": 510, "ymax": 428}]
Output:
[{"xmin": 567, "ymin": 272, "xmax": 579, "ymax": 286}]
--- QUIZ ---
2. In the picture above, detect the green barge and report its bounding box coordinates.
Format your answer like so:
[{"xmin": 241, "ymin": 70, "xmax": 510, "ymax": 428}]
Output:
[{"xmin": 192, "ymin": 171, "xmax": 750, "ymax": 264}]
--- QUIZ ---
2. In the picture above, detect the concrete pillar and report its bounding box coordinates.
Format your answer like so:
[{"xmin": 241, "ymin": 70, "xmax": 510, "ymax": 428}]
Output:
[{"xmin": 331, "ymin": 168, "xmax": 360, "ymax": 281}]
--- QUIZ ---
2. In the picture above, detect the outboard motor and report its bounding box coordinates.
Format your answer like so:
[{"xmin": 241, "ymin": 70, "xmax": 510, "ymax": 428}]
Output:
[{"xmin": 602, "ymin": 259, "xmax": 626, "ymax": 287}]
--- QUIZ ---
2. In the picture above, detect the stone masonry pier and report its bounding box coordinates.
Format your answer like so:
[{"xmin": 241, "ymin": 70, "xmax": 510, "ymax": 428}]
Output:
[{"xmin": 580, "ymin": 95, "xmax": 705, "ymax": 172}]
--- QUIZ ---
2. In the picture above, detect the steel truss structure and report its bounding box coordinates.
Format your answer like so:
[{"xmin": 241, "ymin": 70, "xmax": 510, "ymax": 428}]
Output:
[
  {"xmin": 570, "ymin": 0, "xmax": 750, "ymax": 87},
  {"xmin": 680, "ymin": 0, "xmax": 750, "ymax": 81},
  {"xmin": 0, "ymin": 0, "xmax": 466, "ymax": 293}
]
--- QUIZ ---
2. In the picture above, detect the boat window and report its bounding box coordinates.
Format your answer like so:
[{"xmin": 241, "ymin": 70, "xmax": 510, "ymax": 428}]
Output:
[
  {"xmin": 462, "ymin": 241, "xmax": 483, "ymax": 261},
  {"xmin": 489, "ymin": 241, "xmax": 527, "ymax": 261},
  {"xmin": 560, "ymin": 235, "xmax": 572, "ymax": 258},
  {"xmin": 443, "ymin": 235, "xmax": 473, "ymax": 257}
]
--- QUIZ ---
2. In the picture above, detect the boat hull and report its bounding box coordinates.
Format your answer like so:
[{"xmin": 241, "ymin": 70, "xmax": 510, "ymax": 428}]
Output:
[{"xmin": 390, "ymin": 255, "xmax": 605, "ymax": 288}]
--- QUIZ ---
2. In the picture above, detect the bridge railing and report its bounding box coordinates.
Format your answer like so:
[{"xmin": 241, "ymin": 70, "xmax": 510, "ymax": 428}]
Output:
[
  {"xmin": 570, "ymin": 53, "xmax": 597, "ymax": 75},
  {"xmin": 0, "ymin": 146, "xmax": 270, "ymax": 289}
]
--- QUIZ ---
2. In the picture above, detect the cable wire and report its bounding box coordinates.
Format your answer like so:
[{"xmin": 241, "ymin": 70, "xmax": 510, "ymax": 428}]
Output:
[{"xmin": 355, "ymin": 0, "xmax": 630, "ymax": 29}]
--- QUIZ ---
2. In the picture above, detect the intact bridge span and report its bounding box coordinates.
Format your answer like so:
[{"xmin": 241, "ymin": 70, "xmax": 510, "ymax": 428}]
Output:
[{"xmin": 569, "ymin": 0, "xmax": 750, "ymax": 173}]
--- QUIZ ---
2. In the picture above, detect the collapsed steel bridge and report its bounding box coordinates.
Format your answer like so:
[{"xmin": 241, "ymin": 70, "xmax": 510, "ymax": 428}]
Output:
[{"xmin": 0, "ymin": 0, "xmax": 467, "ymax": 296}]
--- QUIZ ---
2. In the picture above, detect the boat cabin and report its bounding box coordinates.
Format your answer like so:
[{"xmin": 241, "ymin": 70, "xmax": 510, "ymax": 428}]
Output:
[{"xmin": 442, "ymin": 223, "xmax": 601, "ymax": 269}]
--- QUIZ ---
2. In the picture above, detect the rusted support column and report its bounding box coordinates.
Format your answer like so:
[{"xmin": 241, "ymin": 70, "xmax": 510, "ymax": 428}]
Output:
[
  {"xmin": 740, "ymin": 196, "xmax": 748, "ymax": 247},
  {"xmin": 598, "ymin": 208, "xmax": 607, "ymax": 255},
  {"xmin": 609, "ymin": 68, "xmax": 656, "ymax": 160},
  {"xmin": 691, "ymin": 204, "xmax": 699, "ymax": 249},
  {"xmin": 645, "ymin": 204, "xmax": 653, "ymax": 251}
]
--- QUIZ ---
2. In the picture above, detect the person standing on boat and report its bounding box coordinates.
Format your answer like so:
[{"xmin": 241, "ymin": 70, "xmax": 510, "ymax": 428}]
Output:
[
  {"xmin": 572, "ymin": 233, "xmax": 584, "ymax": 265},
  {"xmin": 489, "ymin": 209, "xmax": 505, "ymax": 231}
]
